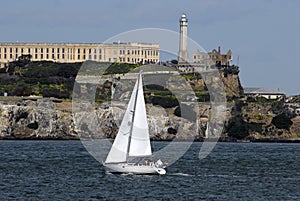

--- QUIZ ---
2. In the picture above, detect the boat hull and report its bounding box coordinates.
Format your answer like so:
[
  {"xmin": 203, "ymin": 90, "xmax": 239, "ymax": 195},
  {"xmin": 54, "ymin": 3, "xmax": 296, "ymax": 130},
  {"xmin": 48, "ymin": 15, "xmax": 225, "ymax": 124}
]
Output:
[{"xmin": 104, "ymin": 163, "xmax": 166, "ymax": 175}]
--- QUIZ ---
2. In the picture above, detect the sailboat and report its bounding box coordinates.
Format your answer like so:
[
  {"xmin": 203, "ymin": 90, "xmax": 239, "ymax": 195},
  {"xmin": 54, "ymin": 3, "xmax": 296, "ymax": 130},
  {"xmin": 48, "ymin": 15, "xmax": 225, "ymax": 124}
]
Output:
[{"xmin": 103, "ymin": 71, "xmax": 166, "ymax": 175}]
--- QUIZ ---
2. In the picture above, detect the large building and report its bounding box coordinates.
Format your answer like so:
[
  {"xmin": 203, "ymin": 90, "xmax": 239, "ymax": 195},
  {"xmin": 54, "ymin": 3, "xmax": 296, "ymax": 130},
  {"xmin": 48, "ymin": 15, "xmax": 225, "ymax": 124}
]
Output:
[
  {"xmin": 192, "ymin": 46, "xmax": 232, "ymax": 66},
  {"xmin": 244, "ymin": 87, "xmax": 285, "ymax": 100},
  {"xmin": 0, "ymin": 42, "xmax": 160, "ymax": 67}
]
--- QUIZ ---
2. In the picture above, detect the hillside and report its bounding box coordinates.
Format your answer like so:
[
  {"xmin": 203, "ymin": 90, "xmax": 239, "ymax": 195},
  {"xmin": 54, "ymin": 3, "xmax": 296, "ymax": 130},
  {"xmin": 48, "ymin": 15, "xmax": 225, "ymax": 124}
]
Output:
[{"xmin": 1, "ymin": 60, "xmax": 299, "ymax": 141}]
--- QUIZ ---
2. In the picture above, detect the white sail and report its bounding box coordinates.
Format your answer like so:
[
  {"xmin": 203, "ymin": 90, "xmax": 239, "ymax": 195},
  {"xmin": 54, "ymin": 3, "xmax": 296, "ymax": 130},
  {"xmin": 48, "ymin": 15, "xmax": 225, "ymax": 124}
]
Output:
[
  {"xmin": 205, "ymin": 123, "xmax": 209, "ymax": 138},
  {"xmin": 105, "ymin": 80, "xmax": 138, "ymax": 163},
  {"xmin": 129, "ymin": 73, "xmax": 152, "ymax": 157},
  {"xmin": 103, "ymin": 72, "xmax": 166, "ymax": 175}
]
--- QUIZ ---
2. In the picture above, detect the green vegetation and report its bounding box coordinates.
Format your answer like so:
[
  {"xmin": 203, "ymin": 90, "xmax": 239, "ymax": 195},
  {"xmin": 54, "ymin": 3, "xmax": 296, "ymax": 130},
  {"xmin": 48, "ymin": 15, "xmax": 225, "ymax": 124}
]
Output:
[
  {"xmin": 103, "ymin": 63, "xmax": 140, "ymax": 75},
  {"xmin": 182, "ymin": 73, "xmax": 202, "ymax": 80},
  {"xmin": 147, "ymin": 96, "xmax": 179, "ymax": 108},
  {"xmin": 144, "ymin": 84, "xmax": 173, "ymax": 97},
  {"xmin": 255, "ymin": 114, "xmax": 263, "ymax": 120},
  {"xmin": 0, "ymin": 61, "xmax": 139, "ymax": 99},
  {"xmin": 0, "ymin": 61, "xmax": 81, "ymax": 98},
  {"xmin": 271, "ymin": 113, "xmax": 293, "ymax": 130},
  {"xmin": 195, "ymin": 92, "xmax": 210, "ymax": 102},
  {"xmin": 226, "ymin": 120, "xmax": 262, "ymax": 139},
  {"xmin": 223, "ymin": 65, "xmax": 239, "ymax": 77},
  {"xmin": 0, "ymin": 60, "xmax": 236, "ymax": 105}
]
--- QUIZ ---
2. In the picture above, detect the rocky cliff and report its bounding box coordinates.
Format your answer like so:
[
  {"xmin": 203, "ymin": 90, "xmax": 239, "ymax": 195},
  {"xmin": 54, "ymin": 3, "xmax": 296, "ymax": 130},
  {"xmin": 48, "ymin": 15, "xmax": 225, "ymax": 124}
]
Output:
[
  {"xmin": 224, "ymin": 96, "xmax": 300, "ymax": 141},
  {"xmin": 1, "ymin": 95, "xmax": 299, "ymax": 141},
  {"xmin": 0, "ymin": 97, "xmax": 77, "ymax": 139}
]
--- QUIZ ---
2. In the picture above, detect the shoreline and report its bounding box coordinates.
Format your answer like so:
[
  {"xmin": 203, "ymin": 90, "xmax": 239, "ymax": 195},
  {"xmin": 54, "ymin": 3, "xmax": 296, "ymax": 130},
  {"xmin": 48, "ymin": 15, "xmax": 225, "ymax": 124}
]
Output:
[{"xmin": 1, "ymin": 136, "xmax": 300, "ymax": 143}]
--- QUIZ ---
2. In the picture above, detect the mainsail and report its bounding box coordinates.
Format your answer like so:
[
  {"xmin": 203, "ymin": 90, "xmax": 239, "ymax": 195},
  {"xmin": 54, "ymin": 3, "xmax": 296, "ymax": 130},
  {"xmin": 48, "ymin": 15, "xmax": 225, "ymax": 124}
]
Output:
[
  {"xmin": 105, "ymin": 72, "xmax": 151, "ymax": 163},
  {"xmin": 128, "ymin": 73, "xmax": 152, "ymax": 157}
]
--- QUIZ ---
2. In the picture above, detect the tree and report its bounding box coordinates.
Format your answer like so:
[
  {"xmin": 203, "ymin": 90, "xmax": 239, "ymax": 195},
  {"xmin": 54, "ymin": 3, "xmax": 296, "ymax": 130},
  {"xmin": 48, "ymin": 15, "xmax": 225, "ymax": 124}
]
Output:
[{"xmin": 271, "ymin": 113, "xmax": 293, "ymax": 130}]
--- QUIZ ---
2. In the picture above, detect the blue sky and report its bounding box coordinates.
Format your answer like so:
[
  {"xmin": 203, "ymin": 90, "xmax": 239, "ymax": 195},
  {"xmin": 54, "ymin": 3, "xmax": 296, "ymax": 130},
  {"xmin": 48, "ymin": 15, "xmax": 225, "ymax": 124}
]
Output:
[{"xmin": 0, "ymin": 0, "xmax": 299, "ymax": 95}]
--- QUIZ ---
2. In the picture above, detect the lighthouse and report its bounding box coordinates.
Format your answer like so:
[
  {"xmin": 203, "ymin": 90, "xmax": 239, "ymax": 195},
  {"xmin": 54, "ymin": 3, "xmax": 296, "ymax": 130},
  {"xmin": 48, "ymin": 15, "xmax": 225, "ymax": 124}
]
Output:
[{"xmin": 178, "ymin": 13, "xmax": 188, "ymax": 64}]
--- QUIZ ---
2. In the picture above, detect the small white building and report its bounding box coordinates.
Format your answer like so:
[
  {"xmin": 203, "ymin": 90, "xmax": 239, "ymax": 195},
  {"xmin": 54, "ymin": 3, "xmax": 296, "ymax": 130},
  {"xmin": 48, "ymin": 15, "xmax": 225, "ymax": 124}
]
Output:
[{"xmin": 244, "ymin": 87, "xmax": 285, "ymax": 100}]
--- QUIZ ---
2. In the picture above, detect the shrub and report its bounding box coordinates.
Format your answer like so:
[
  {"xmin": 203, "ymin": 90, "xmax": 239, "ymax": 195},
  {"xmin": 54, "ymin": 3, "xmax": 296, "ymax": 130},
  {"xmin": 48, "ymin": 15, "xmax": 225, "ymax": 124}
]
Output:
[
  {"xmin": 150, "ymin": 96, "xmax": 179, "ymax": 108},
  {"xmin": 226, "ymin": 121, "xmax": 249, "ymax": 139},
  {"xmin": 271, "ymin": 113, "xmax": 292, "ymax": 130},
  {"xmin": 103, "ymin": 63, "xmax": 140, "ymax": 74},
  {"xmin": 167, "ymin": 127, "xmax": 177, "ymax": 134}
]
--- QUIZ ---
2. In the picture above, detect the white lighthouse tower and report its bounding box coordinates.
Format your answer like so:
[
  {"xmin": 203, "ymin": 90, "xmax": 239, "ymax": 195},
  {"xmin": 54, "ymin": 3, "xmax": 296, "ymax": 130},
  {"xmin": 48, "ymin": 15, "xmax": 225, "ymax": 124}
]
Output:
[{"xmin": 178, "ymin": 13, "xmax": 188, "ymax": 64}]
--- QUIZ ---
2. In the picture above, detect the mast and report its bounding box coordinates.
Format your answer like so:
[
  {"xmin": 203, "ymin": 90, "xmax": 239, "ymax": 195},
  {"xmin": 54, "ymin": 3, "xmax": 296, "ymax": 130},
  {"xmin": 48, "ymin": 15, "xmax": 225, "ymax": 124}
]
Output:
[{"xmin": 126, "ymin": 71, "xmax": 142, "ymax": 162}]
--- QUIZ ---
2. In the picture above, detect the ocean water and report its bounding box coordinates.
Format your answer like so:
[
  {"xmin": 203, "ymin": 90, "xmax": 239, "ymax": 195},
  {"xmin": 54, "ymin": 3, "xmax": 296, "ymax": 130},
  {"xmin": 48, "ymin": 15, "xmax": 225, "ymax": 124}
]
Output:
[{"xmin": 0, "ymin": 141, "xmax": 299, "ymax": 200}]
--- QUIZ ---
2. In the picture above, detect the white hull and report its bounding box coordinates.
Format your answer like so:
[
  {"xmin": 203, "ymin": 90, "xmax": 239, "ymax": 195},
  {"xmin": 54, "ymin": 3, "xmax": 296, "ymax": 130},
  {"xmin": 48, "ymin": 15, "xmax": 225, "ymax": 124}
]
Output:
[{"xmin": 104, "ymin": 163, "xmax": 166, "ymax": 175}]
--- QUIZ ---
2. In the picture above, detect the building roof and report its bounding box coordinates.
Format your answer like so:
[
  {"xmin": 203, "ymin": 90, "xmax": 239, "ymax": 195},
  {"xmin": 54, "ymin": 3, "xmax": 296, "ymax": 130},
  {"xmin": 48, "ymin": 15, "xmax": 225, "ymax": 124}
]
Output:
[{"xmin": 244, "ymin": 87, "xmax": 285, "ymax": 95}]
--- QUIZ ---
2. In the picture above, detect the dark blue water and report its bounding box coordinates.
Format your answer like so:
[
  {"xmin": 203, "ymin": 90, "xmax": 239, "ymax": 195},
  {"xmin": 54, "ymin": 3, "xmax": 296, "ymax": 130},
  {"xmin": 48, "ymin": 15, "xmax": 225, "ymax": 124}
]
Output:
[{"xmin": 0, "ymin": 141, "xmax": 299, "ymax": 200}]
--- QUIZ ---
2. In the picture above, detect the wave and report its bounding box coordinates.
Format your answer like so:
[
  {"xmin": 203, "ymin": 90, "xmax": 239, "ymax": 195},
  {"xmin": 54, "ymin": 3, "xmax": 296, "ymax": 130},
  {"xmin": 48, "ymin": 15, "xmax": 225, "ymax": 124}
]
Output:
[{"xmin": 167, "ymin": 172, "xmax": 193, "ymax": 177}]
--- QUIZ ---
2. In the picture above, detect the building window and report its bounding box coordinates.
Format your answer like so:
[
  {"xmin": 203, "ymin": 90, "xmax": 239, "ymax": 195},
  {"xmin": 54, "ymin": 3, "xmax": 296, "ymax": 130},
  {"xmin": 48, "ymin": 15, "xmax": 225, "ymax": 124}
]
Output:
[
  {"xmin": 46, "ymin": 48, "xmax": 49, "ymax": 53},
  {"xmin": 57, "ymin": 54, "xmax": 60, "ymax": 60},
  {"xmin": 83, "ymin": 49, "xmax": 86, "ymax": 54},
  {"xmin": 57, "ymin": 48, "xmax": 60, "ymax": 53},
  {"xmin": 41, "ymin": 54, "xmax": 43, "ymax": 59},
  {"xmin": 15, "ymin": 48, "xmax": 18, "ymax": 53},
  {"xmin": 78, "ymin": 55, "xmax": 80, "ymax": 60},
  {"xmin": 35, "ymin": 54, "xmax": 38, "ymax": 59},
  {"xmin": 127, "ymin": 57, "xmax": 130, "ymax": 62},
  {"xmin": 94, "ymin": 55, "xmax": 97, "ymax": 60},
  {"xmin": 27, "ymin": 48, "xmax": 30, "ymax": 54},
  {"xmin": 62, "ymin": 48, "xmax": 65, "ymax": 53},
  {"xmin": 46, "ymin": 54, "xmax": 49, "ymax": 59},
  {"xmin": 35, "ymin": 48, "xmax": 38, "ymax": 53},
  {"xmin": 120, "ymin": 50, "xmax": 122, "ymax": 55},
  {"xmin": 62, "ymin": 54, "xmax": 65, "ymax": 59},
  {"xmin": 4, "ymin": 48, "xmax": 7, "ymax": 53},
  {"xmin": 83, "ymin": 55, "xmax": 86, "ymax": 60},
  {"xmin": 78, "ymin": 49, "xmax": 80, "ymax": 54},
  {"xmin": 128, "ymin": 50, "xmax": 130, "ymax": 54},
  {"xmin": 99, "ymin": 55, "xmax": 102, "ymax": 60},
  {"xmin": 41, "ymin": 48, "xmax": 43, "ymax": 53},
  {"xmin": 89, "ymin": 49, "xmax": 91, "ymax": 54},
  {"xmin": 10, "ymin": 48, "xmax": 12, "ymax": 53}
]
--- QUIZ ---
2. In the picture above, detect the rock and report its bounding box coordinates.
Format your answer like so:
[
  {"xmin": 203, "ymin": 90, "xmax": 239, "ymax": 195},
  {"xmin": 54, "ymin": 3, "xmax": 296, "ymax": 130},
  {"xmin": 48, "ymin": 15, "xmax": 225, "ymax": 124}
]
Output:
[
  {"xmin": 0, "ymin": 94, "xmax": 299, "ymax": 141},
  {"xmin": 0, "ymin": 98, "xmax": 77, "ymax": 139}
]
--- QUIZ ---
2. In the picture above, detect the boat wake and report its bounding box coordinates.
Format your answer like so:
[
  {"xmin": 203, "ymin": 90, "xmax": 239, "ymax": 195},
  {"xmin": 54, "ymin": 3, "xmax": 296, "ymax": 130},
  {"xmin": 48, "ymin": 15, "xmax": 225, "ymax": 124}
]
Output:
[{"xmin": 167, "ymin": 172, "xmax": 194, "ymax": 177}]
